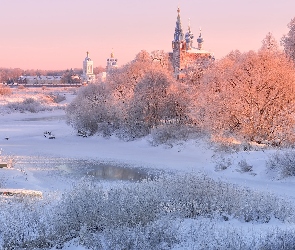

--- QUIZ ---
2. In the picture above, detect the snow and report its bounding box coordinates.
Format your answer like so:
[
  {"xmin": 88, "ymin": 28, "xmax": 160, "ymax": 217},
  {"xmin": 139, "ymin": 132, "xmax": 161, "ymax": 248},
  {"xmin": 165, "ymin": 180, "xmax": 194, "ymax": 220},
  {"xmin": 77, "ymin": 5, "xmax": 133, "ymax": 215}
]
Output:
[
  {"xmin": 1, "ymin": 90, "xmax": 295, "ymax": 198},
  {"xmin": 2, "ymin": 107, "xmax": 294, "ymax": 201},
  {"xmin": 186, "ymin": 48, "xmax": 211, "ymax": 54},
  {"xmin": 1, "ymin": 87, "xmax": 295, "ymax": 249}
]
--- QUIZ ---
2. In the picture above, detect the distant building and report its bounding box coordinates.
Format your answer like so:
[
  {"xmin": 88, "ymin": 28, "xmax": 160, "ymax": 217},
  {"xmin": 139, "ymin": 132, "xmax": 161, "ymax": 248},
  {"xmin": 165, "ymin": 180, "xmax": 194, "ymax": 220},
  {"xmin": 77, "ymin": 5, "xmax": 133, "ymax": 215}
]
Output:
[
  {"xmin": 18, "ymin": 75, "xmax": 62, "ymax": 85},
  {"xmin": 106, "ymin": 51, "xmax": 118, "ymax": 72},
  {"xmin": 82, "ymin": 51, "xmax": 95, "ymax": 83},
  {"xmin": 97, "ymin": 51, "xmax": 119, "ymax": 82},
  {"xmin": 169, "ymin": 8, "xmax": 214, "ymax": 79}
]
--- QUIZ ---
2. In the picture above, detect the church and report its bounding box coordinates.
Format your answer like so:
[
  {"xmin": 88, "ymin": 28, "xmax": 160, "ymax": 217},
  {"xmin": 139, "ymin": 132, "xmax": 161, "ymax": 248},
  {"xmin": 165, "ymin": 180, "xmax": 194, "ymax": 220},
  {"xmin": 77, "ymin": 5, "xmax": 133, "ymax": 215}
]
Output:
[
  {"xmin": 82, "ymin": 51, "xmax": 96, "ymax": 83},
  {"xmin": 169, "ymin": 8, "xmax": 214, "ymax": 79},
  {"xmin": 81, "ymin": 8, "xmax": 213, "ymax": 83},
  {"xmin": 81, "ymin": 50, "xmax": 118, "ymax": 83}
]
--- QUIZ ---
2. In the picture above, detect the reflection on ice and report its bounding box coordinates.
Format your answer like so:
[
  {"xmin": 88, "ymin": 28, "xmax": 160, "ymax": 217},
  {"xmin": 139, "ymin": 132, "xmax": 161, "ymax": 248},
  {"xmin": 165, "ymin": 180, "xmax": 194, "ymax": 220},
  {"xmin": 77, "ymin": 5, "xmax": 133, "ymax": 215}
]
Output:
[
  {"xmin": 19, "ymin": 115, "xmax": 66, "ymax": 122},
  {"xmin": 12, "ymin": 156, "xmax": 153, "ymax": 183},
  {"xmin": 87, "ymin": 163, "xmax": 151, "ymax": 181}
]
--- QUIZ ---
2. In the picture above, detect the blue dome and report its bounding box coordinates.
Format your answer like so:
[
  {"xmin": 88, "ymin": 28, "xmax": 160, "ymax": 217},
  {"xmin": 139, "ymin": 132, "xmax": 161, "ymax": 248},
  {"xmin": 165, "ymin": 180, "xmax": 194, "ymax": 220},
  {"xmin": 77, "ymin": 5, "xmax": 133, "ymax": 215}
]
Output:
[{"xmin": 197, "ymin": 35, "xmax": 204, "ymax": 43}]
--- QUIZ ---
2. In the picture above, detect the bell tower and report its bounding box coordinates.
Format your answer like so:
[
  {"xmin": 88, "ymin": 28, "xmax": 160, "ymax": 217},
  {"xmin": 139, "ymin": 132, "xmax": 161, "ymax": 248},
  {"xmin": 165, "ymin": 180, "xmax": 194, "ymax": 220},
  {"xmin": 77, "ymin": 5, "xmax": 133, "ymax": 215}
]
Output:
[
  {"xmin": 172, "ymin": 7, "xmax": 185, "ymax": 77},
  {"xmin": 106, "ymin": 50, "xmax": 118, "ymax": 72},
  {"xmin": 82, "ymin": 51, "xmax": 95, "ymax": 83},
  {"xmin": 169, "ymin": 7, "xmax": 213, "ymax": 80}
]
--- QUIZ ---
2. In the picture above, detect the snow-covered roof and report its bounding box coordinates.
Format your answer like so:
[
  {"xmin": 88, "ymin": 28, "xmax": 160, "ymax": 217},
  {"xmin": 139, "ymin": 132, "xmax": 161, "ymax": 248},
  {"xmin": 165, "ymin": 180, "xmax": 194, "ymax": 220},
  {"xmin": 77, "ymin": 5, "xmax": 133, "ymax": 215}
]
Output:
[
  {"xmin": 186, "ymin": 48, "xmax": 212, "ymax": 54},
  {"xmin": 19, "ymin": 76, "xmax": 62, "ymax": 80}
]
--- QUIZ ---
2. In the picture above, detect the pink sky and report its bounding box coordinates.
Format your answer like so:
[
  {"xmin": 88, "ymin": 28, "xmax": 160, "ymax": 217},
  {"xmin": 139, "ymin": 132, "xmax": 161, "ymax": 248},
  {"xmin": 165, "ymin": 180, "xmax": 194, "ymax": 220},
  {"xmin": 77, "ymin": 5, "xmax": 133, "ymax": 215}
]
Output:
[{"xmin": 1, "ymin": 0, "xmax": 295, "ymax": 70}]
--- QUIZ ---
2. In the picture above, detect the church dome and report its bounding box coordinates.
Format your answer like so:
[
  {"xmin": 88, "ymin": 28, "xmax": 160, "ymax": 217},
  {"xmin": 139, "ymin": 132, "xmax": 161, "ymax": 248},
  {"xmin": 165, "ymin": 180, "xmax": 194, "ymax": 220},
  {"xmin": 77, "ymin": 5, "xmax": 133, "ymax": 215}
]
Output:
[
  {"xmin": 197, "ymin": 29, "xmax": 204, "ymax": 50},
  {"xmin": 197, "ymin": 34, "xmax": 204, "ymax": 44},
  {"xmin": 85, "ymin": 51, "xmax": 91, "ymax": 61},
  {"xmin": 185, "ymin": 31, "xmax": 193, "ymax": 42}
]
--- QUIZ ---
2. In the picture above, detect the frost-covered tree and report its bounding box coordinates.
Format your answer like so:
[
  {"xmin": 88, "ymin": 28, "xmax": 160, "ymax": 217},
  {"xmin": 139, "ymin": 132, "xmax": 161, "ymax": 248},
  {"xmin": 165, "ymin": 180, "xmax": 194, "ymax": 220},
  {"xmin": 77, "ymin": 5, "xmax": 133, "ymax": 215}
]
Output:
[
  {"xmin": 281, "ymin": 17, "xmax": 295, "ymax": 61},
  {"xmin": 0, "ymin": 68, "xmax": 23, "ymax": 83},
  {"xmin": 66, "ymin": 50, "xmax": 186, "ymax": 140},
  {"xmin": 126, "ymin": 69, "xmax": 187, "ymax": 136},
  {"xmin": 107, "ymin": 50, "xmax": 173, "ymax": 101},
  {"xmin": 106, "ymin": 50, "xmax": 175, "ymax": 137},
  {"xmin": 66, "ymin": 83, "xmax": 114, "ymax": 136},
  {"xmin": 261, "ymin": 32, "xmax": 279, "ymax": 52},
  {"xmin": 181, "ymin": 56, "xmax": 214, "ymax": 86},
  {"xmin": 199, "ymin": 49, "xmax": 295, "ymax": 145},
  {"xmin": 150, "ymin": 50, "xmax": 173, "ymax": 72}
]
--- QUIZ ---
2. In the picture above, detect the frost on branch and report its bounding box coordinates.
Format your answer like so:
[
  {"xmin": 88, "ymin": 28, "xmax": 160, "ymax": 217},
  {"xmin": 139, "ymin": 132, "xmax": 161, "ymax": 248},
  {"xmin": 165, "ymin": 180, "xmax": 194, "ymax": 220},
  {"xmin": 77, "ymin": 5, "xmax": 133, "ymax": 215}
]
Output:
[
  {"xmin": 198, "ymin": 49, "xmax": 295, "ymax": 146},
  {"xmin": 66, "ymin": 51, "xmax": 189, "ymax": 141},
  {"xmin": 1, "ymin": 174, "xmax": 295, "ymax": 249},
  {"xmin": 281, "ymin": 17, "xmax": 295, "ymax": 62},
  {"xmin": 266, "ymin": 150, "xmax": 295, "ymax": 178},
  {"xmin": 260, "ymin": 32, "xmax": 279, "ymax": 53}
]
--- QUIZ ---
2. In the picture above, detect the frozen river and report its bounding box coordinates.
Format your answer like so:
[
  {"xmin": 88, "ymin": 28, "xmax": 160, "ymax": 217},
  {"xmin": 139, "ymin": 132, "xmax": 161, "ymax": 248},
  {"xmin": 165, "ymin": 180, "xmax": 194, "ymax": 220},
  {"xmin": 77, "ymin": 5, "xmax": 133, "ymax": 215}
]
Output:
[{"xmin": 1, "ymin": 108, "xmax": 295, "ymax": 203}]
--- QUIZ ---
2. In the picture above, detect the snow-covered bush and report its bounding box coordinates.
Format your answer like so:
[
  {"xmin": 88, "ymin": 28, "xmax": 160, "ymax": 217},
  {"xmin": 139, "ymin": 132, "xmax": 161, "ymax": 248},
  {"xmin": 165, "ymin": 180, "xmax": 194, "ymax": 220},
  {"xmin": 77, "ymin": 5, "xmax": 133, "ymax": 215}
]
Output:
[
  {"xmin": 238, "ymin": 159, "xmax": 253, "ymax": 173},
  {"xmin": 178, "ymin": 219, "xmax": 295, "ymax": 250},
  {"xmin": 66, "ymin": 83, "xmax": 115, "ymax": 136},
  {"xmin": 72, "ymin": 217, "xmax": 295, "ymax": 250},
  {"xmin": 149, "ymin": 124, "xmax": 202, "ymax": 146},
  {"xmin": 266, "ymin": 150, "xmax": 295, "ymax": 178},
  {"xmin": 0, "ymin": 173, "xmax": 294, "ymax": 249},
  {"xmin": 6, "ymin": 97, "xmax": 51, "ymax": 113},
  {"xmin": 261, "ymin": 228, "xmax": 295, "ymax": 249},
  {"xmin": 0, "ymin": 84, "xmax": 11, "ymax": 95},
  {"xmin": 48, "ymin": 93, "xmax": 66, "ymax": 103},
  {"xmin": 0, "ymin": 196, "xmax": 55, "ymax": 249},
  {"xmin": 214, "ymin": 155, "xmax": 232, "ymax": 171},
  {"xmin": 93, "ymin": 217, "xmax": 180, "ymax": 250}
]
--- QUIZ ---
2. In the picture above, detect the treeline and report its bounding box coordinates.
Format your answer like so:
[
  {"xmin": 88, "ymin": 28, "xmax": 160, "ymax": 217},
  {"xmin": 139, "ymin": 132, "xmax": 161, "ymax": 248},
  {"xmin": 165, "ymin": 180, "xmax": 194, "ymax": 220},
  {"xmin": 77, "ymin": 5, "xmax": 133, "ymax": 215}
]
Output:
[
  {"xmin": 0, "ymin": 68, "xmax": 72, "ymax": 83},
  {"xmin": 0, "ymin": 66, "xmax": 105, "ymax": 84}
]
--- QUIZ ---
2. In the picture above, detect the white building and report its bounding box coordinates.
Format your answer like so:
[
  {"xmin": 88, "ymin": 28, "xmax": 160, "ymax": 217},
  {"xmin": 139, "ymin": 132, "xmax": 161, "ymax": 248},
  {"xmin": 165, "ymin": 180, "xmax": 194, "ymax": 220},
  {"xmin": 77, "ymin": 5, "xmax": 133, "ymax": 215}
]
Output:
[
  {"xmin": 106, "ymin": 51, "xmax": 118, "ymax": 72},
  {"xmin": 82, "ymin": 51, "xmax": 95, "ymax": 83},
  {"xmin": 96, "ymin": 51, "xmax": 119, "ymax": 82},
  {"xmin": 18, "ymin": 75, "xmax": 62, "ymax": 85}
]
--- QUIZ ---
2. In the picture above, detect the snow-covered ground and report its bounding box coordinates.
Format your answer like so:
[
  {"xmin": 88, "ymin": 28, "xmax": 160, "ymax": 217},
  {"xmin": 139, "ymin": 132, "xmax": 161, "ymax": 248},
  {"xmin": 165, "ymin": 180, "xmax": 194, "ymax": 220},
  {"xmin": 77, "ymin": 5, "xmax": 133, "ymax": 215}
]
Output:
[
  {"xmin": 1, "ymin": 101, "xmax": 294, "ymax": 202},
  {"xmin": 1, "ymin": 87, "xmax": 295, "ymax": 249}
]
